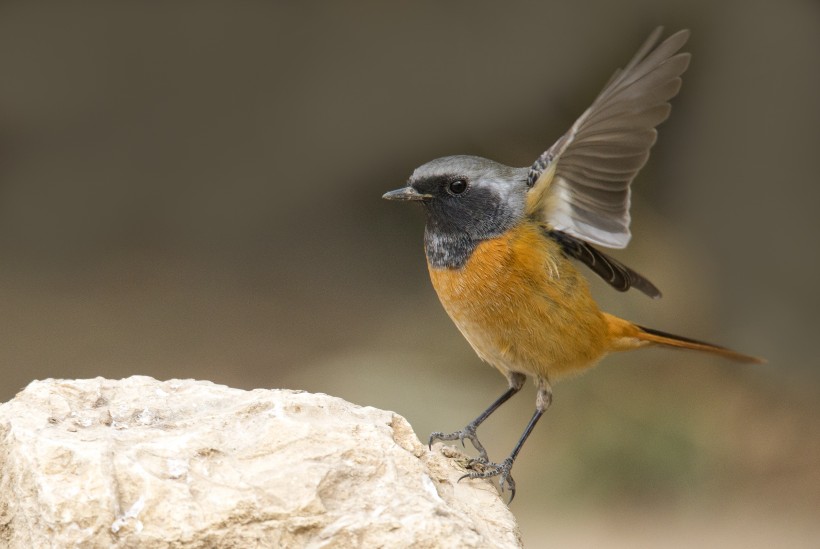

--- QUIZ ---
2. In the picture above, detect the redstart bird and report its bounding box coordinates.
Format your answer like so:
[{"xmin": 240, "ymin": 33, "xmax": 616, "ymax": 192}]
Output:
[{"xmin": 383, "ymin": 27, "xmax": 763, "ymax": 502}]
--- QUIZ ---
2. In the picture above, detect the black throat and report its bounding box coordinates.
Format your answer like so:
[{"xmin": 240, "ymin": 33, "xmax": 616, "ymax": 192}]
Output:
[
  {"xmin": 413, "ymin": 167, "xmax": 525, "ymax": 269},
  {"xmin": 423, "ymin": 225, "xmax": 479, "ymax": 269}
]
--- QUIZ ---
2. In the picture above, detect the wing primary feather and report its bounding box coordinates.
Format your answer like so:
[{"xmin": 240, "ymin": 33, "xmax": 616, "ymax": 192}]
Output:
[
  {"xmin": 543, "ymin": 228, "xmax": 662, "ymax": 298},
  {"xmin": 525, "ymin": 28, "xmax": 691, "ymax": 250}
]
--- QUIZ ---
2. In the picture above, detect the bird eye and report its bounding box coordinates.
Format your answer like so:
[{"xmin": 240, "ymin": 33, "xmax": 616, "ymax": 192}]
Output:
[{"xmin": 446, "ymin": 179, "xmax": 468, "ymax": 195}]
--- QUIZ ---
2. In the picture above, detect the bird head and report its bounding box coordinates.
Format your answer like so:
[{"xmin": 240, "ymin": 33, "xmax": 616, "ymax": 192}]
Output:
[{"xmin": 383, "ymin": 155, "xmax": 528, "ymax": 243}]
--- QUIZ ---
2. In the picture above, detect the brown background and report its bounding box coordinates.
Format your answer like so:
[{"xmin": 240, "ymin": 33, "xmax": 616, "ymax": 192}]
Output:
[{"xmin": 1, "ymin": 1, "xmax": 818, "ymax": 546}]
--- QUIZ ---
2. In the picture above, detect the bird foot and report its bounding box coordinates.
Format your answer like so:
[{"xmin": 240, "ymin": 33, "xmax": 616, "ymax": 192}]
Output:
[
  {"xmin": 458, "ymin": 457, "xmax": 517, "ymax": 503},
  {"xmin": 466, "ymin": 455, "xmax": 490, "ymax": 467},
  {"xmin": 428, "ymin": 424, "xmax": 489, "ymax": 462}
]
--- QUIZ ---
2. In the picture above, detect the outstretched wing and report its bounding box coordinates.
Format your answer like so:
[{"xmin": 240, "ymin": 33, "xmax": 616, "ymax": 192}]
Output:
[{"xmin": 526, "ymin": 28, "xmax": 690, "ymax": 249}]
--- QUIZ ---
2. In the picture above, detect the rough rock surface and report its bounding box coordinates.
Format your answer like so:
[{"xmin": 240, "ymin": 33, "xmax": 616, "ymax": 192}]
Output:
[{"xmin": 0, "ymin": 376, "xmax": 521, "ymax": 548}]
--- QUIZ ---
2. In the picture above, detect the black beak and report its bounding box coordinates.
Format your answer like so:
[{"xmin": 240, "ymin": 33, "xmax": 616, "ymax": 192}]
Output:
[{"xmin": 382, "ymin": 186, "xmax": 432, "ymax": 202}]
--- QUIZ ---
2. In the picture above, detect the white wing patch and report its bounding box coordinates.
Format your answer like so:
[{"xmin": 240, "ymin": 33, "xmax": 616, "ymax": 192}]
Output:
[{"xmin": 548, "ymin": 177, "xmax": 632, "ymax": 248}]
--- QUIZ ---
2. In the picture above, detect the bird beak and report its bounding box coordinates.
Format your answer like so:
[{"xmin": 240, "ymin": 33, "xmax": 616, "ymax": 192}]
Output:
[{"xmin": 382, "ymin": 186, "xmax": 432, "ymax": 202}]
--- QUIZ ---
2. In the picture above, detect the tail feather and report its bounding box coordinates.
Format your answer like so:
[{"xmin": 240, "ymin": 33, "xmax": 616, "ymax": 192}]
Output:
[
  {"xmin": 602, "ymin": 313, "xmax": 764, "ymax": 363},
  {"xmin": 635, "ymin": 324, "xmax": 764, "ymax": 363}
]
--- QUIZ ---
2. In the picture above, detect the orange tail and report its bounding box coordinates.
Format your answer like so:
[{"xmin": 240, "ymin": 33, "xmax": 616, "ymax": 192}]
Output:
[{"xmin": 603, "ymin": 313, "xmax": 765, "ymax": 364}]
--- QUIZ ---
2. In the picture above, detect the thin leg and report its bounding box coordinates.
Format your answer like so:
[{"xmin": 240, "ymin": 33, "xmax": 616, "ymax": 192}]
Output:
[
  {"xmin": 429, "ymin": 372, "xmax": 525, "ymax": 462},
  {"xmin": 461, "ymin": 376, "xmax": 553, "ymax": 503}
]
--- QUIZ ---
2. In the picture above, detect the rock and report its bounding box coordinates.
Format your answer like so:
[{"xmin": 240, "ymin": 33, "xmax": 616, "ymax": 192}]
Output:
[{"xmin": 0, "ymin": 376, "xmax": 521, "ymax": 548}]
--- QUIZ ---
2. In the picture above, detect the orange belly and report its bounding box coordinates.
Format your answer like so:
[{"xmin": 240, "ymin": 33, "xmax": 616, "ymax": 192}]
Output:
[{"xmin": 428, "ymin": 222, "xmax": 610, "ymax": 380}]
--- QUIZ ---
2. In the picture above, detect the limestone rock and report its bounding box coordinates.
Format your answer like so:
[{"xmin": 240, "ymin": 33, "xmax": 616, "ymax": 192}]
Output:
[{"xmin": 0, "ymin": 376, "xmax": 521, "ymax": 548}]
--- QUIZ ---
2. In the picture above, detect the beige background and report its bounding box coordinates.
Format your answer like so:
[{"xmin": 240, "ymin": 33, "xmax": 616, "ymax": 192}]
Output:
[{"xmin": 1, "ymin": 1, "xmax": 818, "ymax": 547}]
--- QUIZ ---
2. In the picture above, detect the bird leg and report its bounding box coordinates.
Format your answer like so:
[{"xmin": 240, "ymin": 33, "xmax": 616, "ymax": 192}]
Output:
[
  {"xmin": 459, "ymin": 377, "xmax": 553, "ymax": 503},
  {"xmin": 428, "ymin": 372, "xmax": 525, "ymax": 462}
]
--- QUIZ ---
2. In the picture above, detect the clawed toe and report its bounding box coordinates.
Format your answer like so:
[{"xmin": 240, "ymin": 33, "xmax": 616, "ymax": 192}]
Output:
[
  {"xmin": 457, "ymin": 457, "xmax": 517, "ymax": 503},
  {"xmin": 428, "ymin": 425, "xmax": 489, "ymax": 462}
]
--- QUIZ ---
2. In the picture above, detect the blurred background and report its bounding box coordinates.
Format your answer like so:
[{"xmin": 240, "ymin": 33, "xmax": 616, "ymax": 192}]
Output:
[{"xmin": 1, "ymin": 1, "xmax": 818, "ymax": 546}]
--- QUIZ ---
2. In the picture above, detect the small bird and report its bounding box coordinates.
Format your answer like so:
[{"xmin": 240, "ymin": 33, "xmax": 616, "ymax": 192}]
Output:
[{"xmin": 383, "ymin": 28, "xmax": 762, "ymax": 501}]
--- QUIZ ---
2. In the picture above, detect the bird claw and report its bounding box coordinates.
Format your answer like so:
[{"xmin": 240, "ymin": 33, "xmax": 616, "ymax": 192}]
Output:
[
  {"xmin": 457, "ymin": 457, "xmax": 517, "ymax": 503},
  {"xmin": 466, "ymin": 455, "xmax": 490, "ymax": 468},
  {"xmin": 428, "ymin": 425, "xmax": 489, "ymax": 462}
]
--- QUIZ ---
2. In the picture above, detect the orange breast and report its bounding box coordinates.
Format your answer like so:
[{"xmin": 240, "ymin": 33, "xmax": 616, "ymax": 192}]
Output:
[{"xmin": 428, "ymin": 221, "xmax": 609, "ymax": 380}]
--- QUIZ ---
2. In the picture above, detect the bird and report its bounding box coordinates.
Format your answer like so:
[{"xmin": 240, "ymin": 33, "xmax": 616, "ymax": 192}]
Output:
[{"xmin": 382, "ymin": 27, "xmax": 763, "ymax": 502}]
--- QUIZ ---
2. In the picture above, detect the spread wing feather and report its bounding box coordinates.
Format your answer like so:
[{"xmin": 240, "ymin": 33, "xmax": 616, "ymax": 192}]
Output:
[{"xmin": 526, "ymin": 28, "xmax": 690, "ymax": 249}]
